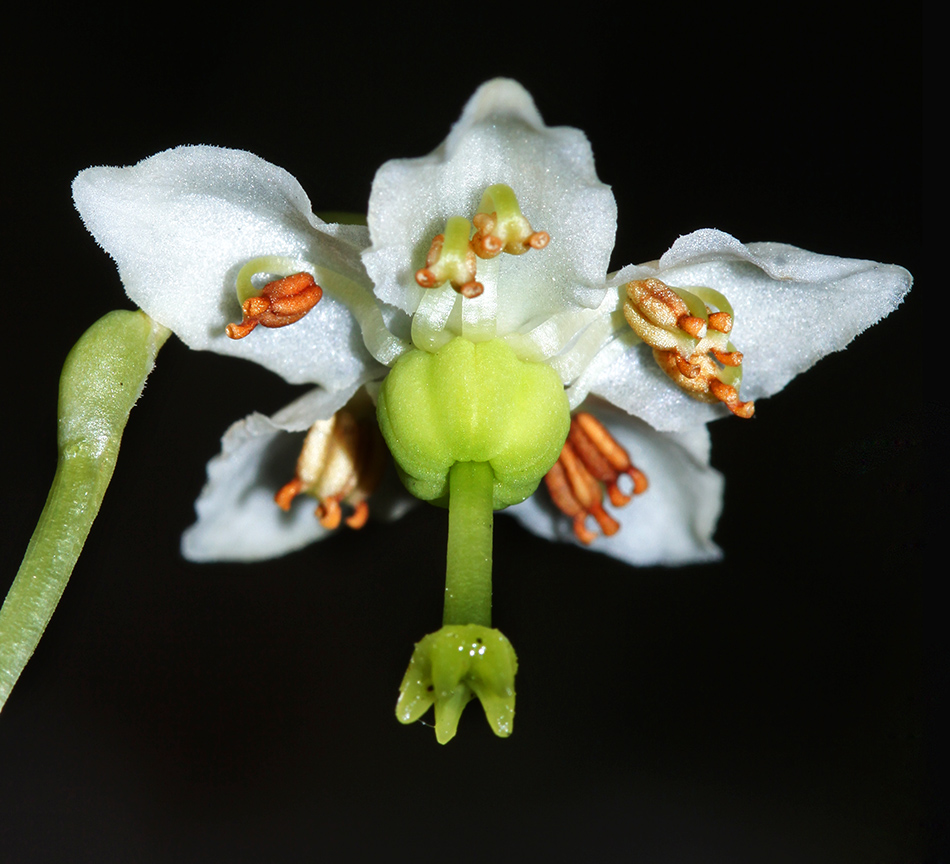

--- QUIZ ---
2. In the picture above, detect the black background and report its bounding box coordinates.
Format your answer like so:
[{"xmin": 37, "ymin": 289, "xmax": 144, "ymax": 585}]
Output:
[{"xmin": 2, "ymin": 6, "xmax": 925, "ymax": 862}]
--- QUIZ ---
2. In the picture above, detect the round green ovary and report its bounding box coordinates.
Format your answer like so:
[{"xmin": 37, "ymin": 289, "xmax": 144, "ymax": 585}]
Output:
[{"xmin": 377, "ymin": 338, "xmax": 570, "ymax": 508}]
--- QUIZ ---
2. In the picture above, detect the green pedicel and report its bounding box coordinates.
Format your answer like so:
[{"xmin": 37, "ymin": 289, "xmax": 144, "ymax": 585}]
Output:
[{"xmin": 0, "ymin": 311, "xmax": 169, "ymax": 710}]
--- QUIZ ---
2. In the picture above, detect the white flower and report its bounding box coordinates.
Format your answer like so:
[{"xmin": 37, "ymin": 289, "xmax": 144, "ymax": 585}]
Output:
[{"xmin": 71, "ymin": 79, "xmax": 911, "ymax": 568}]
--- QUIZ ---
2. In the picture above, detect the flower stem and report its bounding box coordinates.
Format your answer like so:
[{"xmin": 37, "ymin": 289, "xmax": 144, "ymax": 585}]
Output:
[
  {"xmin": 0, "ymin": 310, "xmax": 169, "ymax": 711},
  {"xmin": 443, "ymin": 461, "xmax": 494, "ymax": 628}
]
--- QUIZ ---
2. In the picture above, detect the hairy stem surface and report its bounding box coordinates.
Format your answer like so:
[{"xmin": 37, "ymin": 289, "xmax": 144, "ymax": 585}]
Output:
[{"xmin": 0, "ymin": 310, "xmax": 169, "ymax": 710}]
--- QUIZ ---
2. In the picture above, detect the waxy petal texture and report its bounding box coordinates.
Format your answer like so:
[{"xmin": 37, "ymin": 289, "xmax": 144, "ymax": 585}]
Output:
[
  {"xmin": 181, "ymin": 386, "xmax": 359, "ymax": 562},
  {"xmin": 363, "ymin": 79, "xmax": 617, "ymax": 340},
  {"xmin": 579, "ymin": 230, "xmax": 912, "ymax": 432},
  {"xmin": 70, "ymin": 81, "xmax": 911, "ymax": 570},
  {"xmin": 73, "ymin": 146, "xmax": 383, "ymax": 390},
  {"xmin": 182, "ymin": 383, "xmax": 416, "ymax": 562}
]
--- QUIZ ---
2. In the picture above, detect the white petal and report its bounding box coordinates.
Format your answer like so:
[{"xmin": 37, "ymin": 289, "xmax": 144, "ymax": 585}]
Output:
[
  {"xmin": 662, "ymin": 230, "xmax": 912, "ymax": 401},
  {"xmin": 362, "ymin": 79, "xmax": 617, "ymax": 338},
  {"xmin": 73, "ymin": 145, "xmax": 382, "ymax": 389},
  {"xmin": 507, "ymin": 404, "xmax": 723, "ymax": 566},
  {"xmin": 181, "ymin": 386, "xmax": 358, "ymax": 562},
  {"xmin": 583, "ymin": 229, "xmax": 912, "ymax": 431}
]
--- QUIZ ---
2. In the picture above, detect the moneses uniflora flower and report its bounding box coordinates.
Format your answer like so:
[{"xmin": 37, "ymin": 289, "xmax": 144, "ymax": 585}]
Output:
[{"xmin": 65, "ymin": 79, "xmax": 910, "ymax": 743}]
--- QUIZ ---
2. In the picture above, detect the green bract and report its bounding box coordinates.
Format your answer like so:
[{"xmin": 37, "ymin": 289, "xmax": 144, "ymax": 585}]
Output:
[{"xmin": 376, "ymin": 337, "xmax": 570, "ymax": 508}]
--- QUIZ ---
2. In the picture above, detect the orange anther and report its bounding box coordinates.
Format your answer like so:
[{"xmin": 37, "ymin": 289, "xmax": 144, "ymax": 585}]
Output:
[
  {"xmin": 544, "ymin": 413, "xmax": 648, "ymax": 544},
  {"xmin": 711, "ymin": 348, "xmax": 743, "ymax": 367},
  {"xmin": 244, "ymin": 296, "xmax": 271, "ymax": 317},
  {"xmin": 709, "ymin": 380, "xmax": 755, "ymax": 418},
  {"xmin": 225, "ymin": 320, "xmax": 259, "ymax": 340},
  {"xmin": 708, "ymin": 311, "xmax": 733, "ymax": 333},
  {"xmin": 526, "ymin": 231, "xmax": 550, "ymax": 250},
  {"xmin": 317, "ymin": 497, "xmax": 342, "ymax": 530},
  {"xmin": 226, "ymin": 272, "xmax": 322, "ymax": 340},
  {"xmin": 677, "ymin": 315, "xmax": 708, "ymax": 338},
  {"xmin": 674, "ymin": 354, "xmax": 701, "ymax": 379},
  {"xmin": 345, "ymin": 500, "xmax": 370, "ymax": 529},
  {"xmin": 558, "ymin": 444, "xmax": 598, "ymax": 509},
  {"xmin": 415, "ymin": 268, "xmax": 439, "ymax": 288},
  {"xmin": 264, "ymin": 272, "xmax": 316, "ymax": 297},
  {"xmin": 543, "ymin": 460, "xmax": 599, "ymax": 545},
  {"xmin": 275, "ymin": 477, "xmax": 304, "ymax": 511}
]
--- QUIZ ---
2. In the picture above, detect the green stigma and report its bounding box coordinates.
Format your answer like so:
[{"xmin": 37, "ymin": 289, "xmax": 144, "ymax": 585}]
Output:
[
  {"xmin": 396, "ymin": 624, "xmax": 518, "ymax": 745},
  {"xmin": 379, "ymin": 339, "xmax": 568, "ymax": 741},
  {"xmin": 385, "ymin": 184, "xmax": 566, "ymax": 743}
]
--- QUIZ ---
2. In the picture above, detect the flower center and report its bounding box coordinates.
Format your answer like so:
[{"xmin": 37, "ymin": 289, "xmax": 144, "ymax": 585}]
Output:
[
  {"xmin": 623, "ymin": 278, "xmax": 754, "ymax": 418},
  {"xmin": 544, "ymin": 412, "xmax": 648, "ymax": 544},
  {"xmin": 274, "ymin": 397, "xmax": 387, "ymax": 530},
  {"xmin": 376, "ymin": 337, "xmax": 570, "ymax": 508},
  {"xmin": 225, "ymin": 258, "xmax": 323, "ymax": 340},
  {"xmin": 415, "ymin": 184, "xmax": 549, "ymax": 299}
]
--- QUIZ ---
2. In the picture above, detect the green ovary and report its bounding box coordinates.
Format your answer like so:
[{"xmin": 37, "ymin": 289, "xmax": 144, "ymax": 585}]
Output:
[{"xmin": 376, "ymin": 337, "xmax": 570, "ymax": 509}]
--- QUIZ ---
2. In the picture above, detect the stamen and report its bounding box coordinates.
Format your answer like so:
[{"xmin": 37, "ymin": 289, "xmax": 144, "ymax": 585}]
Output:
[
  {"xmin": 654, "ymin": 350, "xmax": 755, "ymax": 418},
  {"xmin": 711, "ymin": 348, "xmax": 743, "ymax": 367},
  {"xmin": 559, "ymin": 443, "xmax": 620, "ymax": 538},
  {"xmin": 345, "ymin": 500, "xmax": 370, "ymax": 529},
  {"xmin": 624, "ymin": 278, "xmax": 755, "ymax": 419},
  {"xmin": 471, "ymin": 184, "xmax": 550, "ymax": 258},
  {"xmin": 316, "ymin": 497, "xmax": 343, "ymax": 530},
  {"xmin": 226, "ymin": 272, "xmax": 322, "ymax": 339},
  {"xmin": 709, "ymin": 379, "xmax": 755, "ymax": 419},
  {"xmin": 677, "ymin": 315, "xmax": 708, "ymax": 339},
  {"xmin": 471, "ymin": 213, "xmax": 550, "ymax": 258},
  {"xmin": 625, "ymin": 278, "xmax": 694, "ymax": 332},
  {"xmin": 272, "ymin": 401, "xmax": 388, "ymax": 531},
  {"xmin": 275, "ymin": 477, "xmax": 304, "ymax": 511},
  {"xmin": 573, "ymin": 413, "xmax": 648, "ymax": 503},
  {"xmin": 414, "ymin": 184, "xmax": 548, "ymax": 299},
  {"xmin": 415, "ymin": 217, "xmax": 483, "ymax": 298},
  {"xmin": 544, "ymin": 412, "xmax": 648, "ymax": 544},
  {"xmin": 544, "ymin": 460, "xmax": 598, "ymax": 545},
  {"xmin": 707, "ymin": 311, "xmax": 733, "ymax": 333}
]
